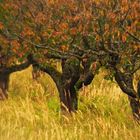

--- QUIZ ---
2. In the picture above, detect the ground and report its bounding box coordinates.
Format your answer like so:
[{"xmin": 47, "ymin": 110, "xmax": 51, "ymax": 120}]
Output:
[{"xmin": 0, "ymin": 66, "xmax": 139, "ymax": 140}]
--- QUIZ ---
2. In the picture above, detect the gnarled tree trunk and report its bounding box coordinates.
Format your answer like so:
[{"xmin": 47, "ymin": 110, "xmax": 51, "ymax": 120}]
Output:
[
  {"xmin": 60, "ymin": 57, "xmax": 95, "ymax": 112},
  {"xmin": 29, "ymin": 54, "xmax": 95, "ymax": 113}
]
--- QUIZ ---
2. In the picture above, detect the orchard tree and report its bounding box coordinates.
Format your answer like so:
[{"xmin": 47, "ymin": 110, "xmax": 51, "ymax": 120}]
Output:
[{"xmin": 0, "ymin": 0, "xmax": 140, "ymax": 120}]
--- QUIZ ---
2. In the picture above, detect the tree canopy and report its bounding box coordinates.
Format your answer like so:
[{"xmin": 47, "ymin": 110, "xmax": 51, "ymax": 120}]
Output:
[{"xmin": 0, "ymin": 0, "xmax": 140, "ymax": 119}]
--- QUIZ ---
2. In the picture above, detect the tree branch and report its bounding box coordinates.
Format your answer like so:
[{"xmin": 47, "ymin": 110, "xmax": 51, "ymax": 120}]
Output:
[
  {"xmin": 114, "ymin": 67, "xmax": 137, "ymax": 98},
  {"xmin": 1, "ymin": 61, "xmax": 30, "ymax": 74}
]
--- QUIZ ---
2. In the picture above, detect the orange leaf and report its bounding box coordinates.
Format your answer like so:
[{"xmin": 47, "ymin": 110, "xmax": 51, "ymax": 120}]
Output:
[
  {"xmin": 11, "ymin": 40, "xmax": 20, "ymax": 48},
  {"xmin": 0, "ymin": 22, "xmax": 4, "ymax": 30},
  {"xmin": 59, "ymin": 23, "xmax": 68, "ymax": 30},
  {"xmin": 92, "ymin": 62, "xmax": 97, "ymax": 71},
  {"xmin": 21, "ymin": 27, "xmax": 35, "ymax": 37},
  {"xmin": 60, "ymin": 45, "xmax": 69, "ymax": 52},
  {"xmin": 70, "ymin": 28, "xmax": 77, "ymax": 35},
  {"xmin": 122, "ymin": 35, "xmax": 127, "ymax": 43},
  {"xmin": 52, "ymin": 31, "xmax": 62, "ymax": 37},
  {"xmin": 35, "ymin": 12, "xmax": 46, "ymax": 24}
]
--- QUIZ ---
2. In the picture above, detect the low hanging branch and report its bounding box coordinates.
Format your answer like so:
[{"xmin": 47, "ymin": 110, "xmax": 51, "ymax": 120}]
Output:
[
  {"xmin": 0, "ymin": 57, "xmax": 31, "ymax": 100},
  {"xmin": 2, "ymin": 61, "xmax": 31, "ymax": 74}
]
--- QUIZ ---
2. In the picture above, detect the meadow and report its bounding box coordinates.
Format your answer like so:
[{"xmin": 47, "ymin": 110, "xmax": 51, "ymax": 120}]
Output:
[{"xmin": 0, "ymin": 66, "xmax": 139, "ymax": 140}]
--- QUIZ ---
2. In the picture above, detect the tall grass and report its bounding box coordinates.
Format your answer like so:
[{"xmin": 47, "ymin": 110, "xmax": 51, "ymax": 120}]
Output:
[{"xmin": 0, "ymin": 67, "xmax": 139, "ymax": 140}]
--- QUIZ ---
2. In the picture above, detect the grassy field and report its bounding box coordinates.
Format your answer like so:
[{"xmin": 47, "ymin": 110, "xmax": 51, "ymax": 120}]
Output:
[{"xmin": 0, "ymin": 66, "xmax": 139, "ymax": 140}]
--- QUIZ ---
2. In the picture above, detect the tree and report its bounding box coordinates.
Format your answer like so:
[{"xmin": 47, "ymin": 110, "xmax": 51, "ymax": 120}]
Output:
[{"xmin": 0, "ymin": 0, "xmax": 140, "ymax": 119}]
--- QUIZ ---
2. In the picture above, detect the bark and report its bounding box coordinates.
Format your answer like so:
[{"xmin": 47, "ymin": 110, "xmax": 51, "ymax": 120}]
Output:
[
  {"xmin": 128, "ymin": 97, "xmax": 140, "ymax": 121},
  {"xmin": 62, "ymin": 86, "xmax": 78, "ymax": 112}
]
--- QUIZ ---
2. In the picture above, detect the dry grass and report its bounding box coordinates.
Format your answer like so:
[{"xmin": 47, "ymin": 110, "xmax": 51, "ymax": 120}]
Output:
[{"xmin": 0, "ymin": 67, "xmax": 139, "ymax": 140}]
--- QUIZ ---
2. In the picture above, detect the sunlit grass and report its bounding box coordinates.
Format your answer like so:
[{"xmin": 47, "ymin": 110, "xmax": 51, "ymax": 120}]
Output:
[{"xmin": 0, "ymin": 67, "xmax": 139, "ymax": 140}]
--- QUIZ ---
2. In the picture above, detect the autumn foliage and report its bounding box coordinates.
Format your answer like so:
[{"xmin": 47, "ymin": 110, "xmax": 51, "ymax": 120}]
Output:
[{"xmin": 0, "ymin": 0, "xmax": 140, "ymax": 118}]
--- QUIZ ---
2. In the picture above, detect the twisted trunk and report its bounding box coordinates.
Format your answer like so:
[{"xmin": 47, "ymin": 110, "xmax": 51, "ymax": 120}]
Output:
[
  {"xmin": 28, "ymin": 55, "xmax": 77, "ymax": 112},
  {"xmin": 29, "ymin": 54, "xmax": 96, "ymax": 112}
]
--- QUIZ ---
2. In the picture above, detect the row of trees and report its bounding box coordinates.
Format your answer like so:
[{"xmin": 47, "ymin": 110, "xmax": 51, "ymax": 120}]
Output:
[{"xmin": 0, "ymin": 0, "xmax": 140, "ymax": 120}]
